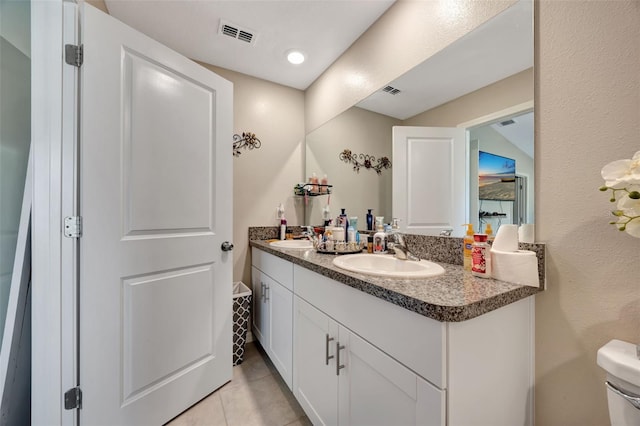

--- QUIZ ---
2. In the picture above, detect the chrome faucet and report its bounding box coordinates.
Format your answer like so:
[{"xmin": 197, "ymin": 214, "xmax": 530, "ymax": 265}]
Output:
[
  {"xmin": 387, "ymin": 231, "xmax": 420, "ymax": 261},
  {"xmin": 302, "ymin": 226, "xmax": 315, "ymax": 240}
]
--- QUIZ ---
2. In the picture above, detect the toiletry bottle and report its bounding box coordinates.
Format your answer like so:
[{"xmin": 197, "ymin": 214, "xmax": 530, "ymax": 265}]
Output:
[
  {"xmin": 349, "ymin": 217, "xmax": 358, "ymax": 231},
  {"xmin": 366, "ymin": 209, "xmax": 374, "ymax": 231},
  {"xmin": 373, "ymin": 218, "xmax": 387, "ymax": 253},
  {"xmin": 367, "ymin": 235, "xmax": 374, "ymax": 253},
  {"xmin": 322, "ymin": 204, "xmax": 332, "ymax": 227},
  {"xmin": 311, "ymin": 172, "xmax": 319, "ymax": 193},
  {"xmin": 347, "ymin": 225, "xmax": 356, "ymax": 245},
  {"xmin": 485, "ymin": 223, "xmax": 494, "ymax": 243},
  {"xmin": 471, "ymin": 234, "xmax": 491, "ymax": 278},
  {"xmin": 280, "ymin": 216, "xmax": 287, "ymax": 241},
  {"xmin": 320, "ymin": 174, "xmax": 328, "ymax": 193},
  {"xmin": 338, "ymin": 208, "xmax": 349, "ymax": 242},
  {"xmin": 462, "ymin": 224, "xmax": 474, "ymax": 271}
]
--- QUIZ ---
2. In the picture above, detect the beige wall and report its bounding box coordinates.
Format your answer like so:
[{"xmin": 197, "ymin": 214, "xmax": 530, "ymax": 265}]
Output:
[
  {"xmin": 86, "ymin": 0, "xmax": 109, "ymax": 14},
  {"xmin": 306, "ymin": 107, "xmax": 398, "ymax": 226},
  {"xmin": 307, "ymin": 1, "xmax": 640, "ymax": 425},
  {"xmin": 198, "ymin": 63, "xmax": 306, "ymax": 286},
  {"xmin": 305, "ymin": 0, "xmax": 516, "ymax": 133},
  {"xmin": 535, "ymin": 1, "xmax": 640, "ymax": 425}
]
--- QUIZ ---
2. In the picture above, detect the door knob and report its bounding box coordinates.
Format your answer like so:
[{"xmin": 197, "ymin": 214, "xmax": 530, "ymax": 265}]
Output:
[{"xmin": 221, "ymin": 241, "xmax": 234, "ymax": 251}]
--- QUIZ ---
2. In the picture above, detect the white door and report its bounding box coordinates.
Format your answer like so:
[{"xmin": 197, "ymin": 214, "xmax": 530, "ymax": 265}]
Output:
[
  {"xmin": 392, "ymin": 126, "xmax": 466, "ymax": 237},
  {"xmin": 293, "ymin": 297, "xmax": 339, "ymax": 425},
  {"xmin": 338, "ymin": 327, "xmax": 444, "ymax": 426},
  {"xmin": 79, "ymin": 6, "xmax": 233, "ymax": 425}
]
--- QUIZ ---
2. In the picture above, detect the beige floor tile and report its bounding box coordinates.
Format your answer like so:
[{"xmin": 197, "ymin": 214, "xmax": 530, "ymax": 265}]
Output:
[
  {"xmin": 219, "ymin": 373, "xmax": 305, "ymax": 426},
  {"xmin": 284, "ymin": 416, "xmax": 312, "ymax": 426},
  {"xmin": 165, "ymin": 392, "xmax": 227, "ymax": 426},
  {"xmin": 230, "ymin": 342, "xmax": 277, "ymax": 387}
]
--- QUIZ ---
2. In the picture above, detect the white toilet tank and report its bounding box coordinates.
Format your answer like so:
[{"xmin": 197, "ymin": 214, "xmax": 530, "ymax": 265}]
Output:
[{"xmin": 597, "ymin": 339, "xmax": 640, "ymax": 426}]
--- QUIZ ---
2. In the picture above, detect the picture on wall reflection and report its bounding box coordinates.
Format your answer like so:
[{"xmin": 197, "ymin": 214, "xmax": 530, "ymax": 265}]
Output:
[{"xmin": 478, "ymin": 151, "xmax": 516, "ymax": 201}]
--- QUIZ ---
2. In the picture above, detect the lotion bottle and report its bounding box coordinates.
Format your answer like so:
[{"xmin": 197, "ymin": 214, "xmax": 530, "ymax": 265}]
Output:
[
  {"xmin": 471, "ymin": 234, "xmax": 491, "ymax": 278},
  {"xmin": 462, "ymin": 224, "xmax": 474, "ymax": 271},
  {"xmin": 373, "ymin": 217, "xmax": 387, "ymax": 253}
]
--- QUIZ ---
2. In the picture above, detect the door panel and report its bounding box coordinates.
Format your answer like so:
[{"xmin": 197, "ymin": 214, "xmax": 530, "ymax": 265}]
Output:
[
  {"xmin": 122, "ymin": 49, "xmax": 213, "ymax": 235},
  {"xmin": 268, "ymin": 278, "xmax": 293, "ymax": 388},
  {"xmin": 122, "ymin": 264, "xmax": 215, "ymax": 403},
  {"xmin": 392, "ymin": 126, "xmax": 466, "ymax": 237},
  {"xmin": 293, "ymin": 296, "xmax": 338, "ymax": 426},
  {"xmin": 80, "ymin": 5, "xmax": 232, "ymax": 424},
  {"xmin": 251, "ymin": 267, "xmax": 268, "ymax": 344},
  {"xmin": 338, "ymin": 328, "xmax": 445, "ymax": 426}
]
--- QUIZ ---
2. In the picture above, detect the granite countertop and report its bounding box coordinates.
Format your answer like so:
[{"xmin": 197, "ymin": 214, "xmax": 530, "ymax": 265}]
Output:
[{"xmin": 250, "ymin": 239, "xmax": 542, "ymax": 323}]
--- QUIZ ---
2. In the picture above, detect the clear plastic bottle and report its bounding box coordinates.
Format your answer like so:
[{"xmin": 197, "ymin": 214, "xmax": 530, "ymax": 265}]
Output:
[{"xmin": 471, "ymin": 234, "xmax": 491, "ymax": 278}]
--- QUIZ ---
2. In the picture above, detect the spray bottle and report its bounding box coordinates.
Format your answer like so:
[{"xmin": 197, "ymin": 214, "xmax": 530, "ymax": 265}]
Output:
[{"xmin": 462, "ymin": 224, "xmax": 474, "ymax": 271}]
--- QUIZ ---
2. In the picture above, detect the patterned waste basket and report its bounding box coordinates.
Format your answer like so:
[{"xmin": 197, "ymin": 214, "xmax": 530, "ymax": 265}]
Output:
[{"xmin": 232, "ymin": 281, "xmax": 252, "ymax": 366}]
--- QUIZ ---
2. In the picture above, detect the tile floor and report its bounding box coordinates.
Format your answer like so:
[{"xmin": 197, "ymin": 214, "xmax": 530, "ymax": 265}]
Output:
[{"xmin": 166, "ymin": 342, "xmax": 311, "ymax": 426}]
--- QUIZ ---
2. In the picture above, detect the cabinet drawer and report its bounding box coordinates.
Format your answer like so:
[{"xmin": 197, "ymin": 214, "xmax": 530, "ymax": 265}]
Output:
[
  {"xmin": 252, "ymin": 248, "xmax": 293, "ymax": 291},
  {"xmin": 294, "ymin": 265, "xmax": 447, "ymax": 388}
]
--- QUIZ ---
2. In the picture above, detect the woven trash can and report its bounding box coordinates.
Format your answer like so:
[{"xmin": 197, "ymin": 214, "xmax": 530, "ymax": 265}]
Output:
[{"xmin": 232, "ymin": 281, "xmax": 252, "ymax": 366}]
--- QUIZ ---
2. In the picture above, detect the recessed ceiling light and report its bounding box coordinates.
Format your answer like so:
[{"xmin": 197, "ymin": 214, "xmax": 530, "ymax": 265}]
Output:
[{"xmin": 286, "ymin": 50, "xmax": 305, "ymax": 65}]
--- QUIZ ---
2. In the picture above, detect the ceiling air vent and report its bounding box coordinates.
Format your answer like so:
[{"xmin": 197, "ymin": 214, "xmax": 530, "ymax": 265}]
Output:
[
  {"xmin": 381, "ymin": 85, "xmax": 401, "ymax": 95},
  {"xmin": 218, "ymin": 20, "xmax": 257, "ymax": 45},
  {"xmin": 498, "ymin": 119, "xmax": 516, "ymax": 127}
]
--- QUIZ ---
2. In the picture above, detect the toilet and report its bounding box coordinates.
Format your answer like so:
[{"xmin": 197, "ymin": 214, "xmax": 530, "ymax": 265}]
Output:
[{"xmin": 597, "ymin": 339, "xmax": 640, "ymax": 425}]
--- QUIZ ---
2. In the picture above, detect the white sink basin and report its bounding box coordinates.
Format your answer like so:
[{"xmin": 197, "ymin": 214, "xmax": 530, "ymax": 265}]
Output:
[
  {"xmin": 270, "ymin": 240, "xmax": 314, "ymax": 250},
  {"xmin": 332, "ymin": 254, "xmax": 445, "ymax": 279}
]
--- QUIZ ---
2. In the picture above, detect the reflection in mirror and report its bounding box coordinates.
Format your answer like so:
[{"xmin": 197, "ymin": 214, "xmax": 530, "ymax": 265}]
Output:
[{"xmin": 305, "ymin": 0, "xmax": 533, "ymax": 238}]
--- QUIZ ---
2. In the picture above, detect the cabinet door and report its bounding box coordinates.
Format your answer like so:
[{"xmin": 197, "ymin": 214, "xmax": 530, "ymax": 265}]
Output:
[
  {"xmin": 251, "ymin": 266, "xmax": 269, "ymax": 345},
  {"xmin": 266, "ymin": 275, "xmax": 293, "ymax": 389},
  {"xmin": 293, "ymin": 297, "xmax": 339, "ymax": 426},
  {"xmin": 338, "ymin": 328, "xmax": 444, "ymax": 426}
]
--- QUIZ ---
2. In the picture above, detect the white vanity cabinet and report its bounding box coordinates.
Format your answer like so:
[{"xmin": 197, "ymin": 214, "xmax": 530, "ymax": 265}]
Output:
[
  {"xmin": 251, "ymin": 247, "xmax": 534, "ymax": 426},
  {"xmin": 250, "ymin": 248, "xmax": 294, "ymax": 388},
  {"xmin": 294, "ymin": 296, "xmax": 443, "ymax": 426}
]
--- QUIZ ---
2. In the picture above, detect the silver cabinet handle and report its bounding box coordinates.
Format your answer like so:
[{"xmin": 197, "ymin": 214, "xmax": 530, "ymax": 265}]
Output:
[
  {"xmin": 325, "ymin": 334, "xmax": 335, "ymax": 365},
  {"xmin": 264, "ymin": 284, "xmax": 269, "ymax": 301},
  {"xmin": 606, "ymin": 381, "xmax": 640, "ymax": 410},
  {"xmin": 260, "ymin": 282, "xmax": 266, "ymax": 303},
  {"xmin": 336, "ymin": 342, "xmax": 345, "ymax": 375}
]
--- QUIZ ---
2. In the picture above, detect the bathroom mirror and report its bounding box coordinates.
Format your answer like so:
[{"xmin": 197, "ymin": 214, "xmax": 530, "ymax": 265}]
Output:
[{"xmin": 304, "ymin": 0, "xmax": 533, "ymax": 237}]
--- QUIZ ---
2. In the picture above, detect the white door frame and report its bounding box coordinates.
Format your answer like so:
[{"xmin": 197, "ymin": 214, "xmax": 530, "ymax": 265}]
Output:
[{"xmin": 32, "ymin": 2, "xmax": 78, "ymax": 424}]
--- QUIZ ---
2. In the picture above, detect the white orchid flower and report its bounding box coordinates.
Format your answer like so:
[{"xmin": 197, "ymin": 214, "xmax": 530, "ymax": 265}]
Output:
[
  {"xmin": 601, "ymin": 150, "xmax": 640, "ymax": 187},
  {"xmin": 612, "ymin": 192, "xmax": 640, "ymax": 237}
]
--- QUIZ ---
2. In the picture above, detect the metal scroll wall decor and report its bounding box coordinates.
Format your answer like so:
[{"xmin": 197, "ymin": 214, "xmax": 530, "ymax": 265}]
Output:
[
  {"xmin": 233, "ymin": 132, "xmax": 261, "ymax": 157},
  {"xmin": 339, "ymin": 149, "xmax": 391, "ymax": 174}
]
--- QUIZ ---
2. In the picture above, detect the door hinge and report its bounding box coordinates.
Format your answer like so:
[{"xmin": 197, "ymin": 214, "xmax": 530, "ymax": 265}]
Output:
[
  {"xmin": 64, "ymin": 216, "xmax": 82, "ymax": 238},
  {"xmin": 64, "ymin": 386, "xmax": 82, "ymax": 410},
  {"xmin": 65, "ymin": 44, "xmax": 83, "ymax": 67}
]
